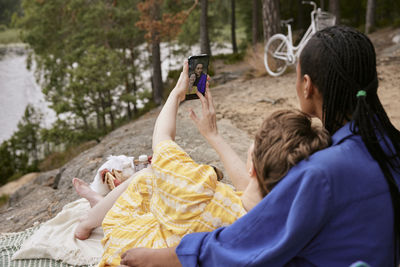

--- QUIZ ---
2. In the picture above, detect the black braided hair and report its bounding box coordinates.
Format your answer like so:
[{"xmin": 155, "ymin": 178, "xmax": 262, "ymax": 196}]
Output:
[{"xmin": 300, "ymin": 25, "xmax": 400, "ymax": 263}]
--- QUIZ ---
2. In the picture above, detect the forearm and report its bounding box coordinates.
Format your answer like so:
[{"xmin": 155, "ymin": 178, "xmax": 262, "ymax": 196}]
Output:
[
  {"xmin": 82, "ymin": 174, "xmax": 134, "ymax": 229},
  {"xmin": 152, "ymin": 91, "xmax": 182, "ymax": 151},
  {"xmin": 207, "ymin": 134, "xmax": 250, "ymax": 191}
]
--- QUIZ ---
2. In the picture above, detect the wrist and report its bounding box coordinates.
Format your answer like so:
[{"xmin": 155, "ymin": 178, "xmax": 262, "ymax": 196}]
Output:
[
  {"xmin": 206, "ymin": 133, "xmax": 222, "ymax": 146},
  {"xmin": 170, "ymin": 88, "xmax": 185, "ymax": 103}
]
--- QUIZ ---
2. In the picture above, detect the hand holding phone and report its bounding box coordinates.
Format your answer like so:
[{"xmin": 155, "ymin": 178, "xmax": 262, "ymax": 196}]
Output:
[{"xmin": 185, "ymin": 54, "xmax": 209, "ymax": 100}]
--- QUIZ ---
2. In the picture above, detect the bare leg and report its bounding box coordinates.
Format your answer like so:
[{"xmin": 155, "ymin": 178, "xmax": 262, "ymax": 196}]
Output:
[
  {"xmin": 72, "ymin": 178, "xmax": 103, "ymax": 208},
  {"xmin": 74, "ymin": 174, "xmax": 135, "ymax": 240}
]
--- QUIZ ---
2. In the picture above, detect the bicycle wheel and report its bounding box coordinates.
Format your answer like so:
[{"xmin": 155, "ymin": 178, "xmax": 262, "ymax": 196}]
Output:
[{"xmin": 264, "ymin": 34, "xmax": 289, "ymax": 77}]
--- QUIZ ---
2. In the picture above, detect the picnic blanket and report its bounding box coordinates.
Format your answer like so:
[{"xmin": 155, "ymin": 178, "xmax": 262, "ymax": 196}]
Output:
[{"xmin": 1, "ymin": 198, "xmax": 103, "ymax": 266}]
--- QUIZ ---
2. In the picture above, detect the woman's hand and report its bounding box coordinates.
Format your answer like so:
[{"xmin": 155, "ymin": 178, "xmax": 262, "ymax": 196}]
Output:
[
  {"xmin": 119, "ymin": 247, "xmax": 181, "ymax": 267},
  {"xmin": 171, "ymin": 61, "xmax": 189, "ymax": 103},
  {"xmin": 189, "ymin": 84, "xmax": 219, "ymax": 141}
]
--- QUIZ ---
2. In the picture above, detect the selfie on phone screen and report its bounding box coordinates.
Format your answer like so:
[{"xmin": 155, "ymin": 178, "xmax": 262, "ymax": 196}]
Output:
[{"xmin": 186, "ymin": 55, "xmax": 209, "ymax": 100}]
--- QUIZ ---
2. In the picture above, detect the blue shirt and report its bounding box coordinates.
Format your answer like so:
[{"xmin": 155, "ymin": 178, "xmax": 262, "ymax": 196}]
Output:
[{"xmin": 176, "ymin": 122, "xmax": 399, "ymax": 266}]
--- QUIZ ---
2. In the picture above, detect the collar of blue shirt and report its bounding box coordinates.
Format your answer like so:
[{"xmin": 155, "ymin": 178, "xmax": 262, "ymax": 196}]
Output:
[{"xmin": 331, "ymin": 122, "xmax": 354, "ymax": 146}]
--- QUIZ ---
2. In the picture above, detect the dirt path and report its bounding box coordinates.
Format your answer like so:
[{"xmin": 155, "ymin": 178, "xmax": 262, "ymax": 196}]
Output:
[{"xmin": 0, "ymin": 173, "xmax": 40, "ymax": 196}]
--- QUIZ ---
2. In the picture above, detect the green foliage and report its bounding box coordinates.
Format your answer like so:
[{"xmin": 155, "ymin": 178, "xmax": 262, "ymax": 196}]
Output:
[
  {"xmin": 236, "ymin": 0, "xmax": 262, "ymax": 44},
  {"xmin": 7, "ymin": 172, "xmax": 24, "ymax": 183},
  {"xmin": 375, "ymin": 0, "xmax": 400, "ymax": 28},
  {"xmin": 39, "ymin": 141, "xmax": 97, "ymax": 171},
  {"xmin": 0, "ymin": 28, "xmax": 21, "ymax": 44},
  {"xmin": 336, "ymin": 0, "xmax": 399, "ymax": 29},
  {"xmin": 212, "ymin": 51, "xmax": 245, "ymax": 65},
  {"xmin": 177, "ymin": 8, "xmax": 201, "ymax": 46},
  {"xmin": 0, "ymin": 194, "xmax": 9, "ymax": 207},
  {"xmin": 0, "ymin": 1, "xmax": 157, "ymax": 186},
  {"xmin": 0, "ymin": 141, "xmax": 14, "ymax": 185},
  {"xmin": 164, "ymin": 68, "xmax": 182, "ymax": 99},
  {"xmin": 17, "ymin": 0, "xmax": 147, "ymax": 142},
  {"xmin": 0, "ymin": 105, "xmax": 41, "ymax": 186},
  {"xmin": 0, "ymin": 0, "xmax": 22, "ymax": 27},
  {"xmin": 176, "ymin": 0, "xmax": 245, "ymax": 50}
]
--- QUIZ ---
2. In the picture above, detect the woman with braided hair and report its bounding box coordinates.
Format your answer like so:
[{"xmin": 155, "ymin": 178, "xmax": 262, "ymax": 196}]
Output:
[{"xmin": 119, "ymin": 25, "xmax": 400, "ymax": 267}]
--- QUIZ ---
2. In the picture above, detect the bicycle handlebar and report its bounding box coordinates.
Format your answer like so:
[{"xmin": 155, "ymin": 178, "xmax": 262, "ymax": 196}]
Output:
[{"xmin": 302, "ymin": 1, "xmax": 317, "ymax": 11}]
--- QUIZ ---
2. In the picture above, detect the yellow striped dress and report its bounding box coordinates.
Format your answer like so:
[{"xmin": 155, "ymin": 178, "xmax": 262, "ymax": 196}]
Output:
[{"xmin": 99, "ymin": 140, "xmax": 247, "ymax": 266}]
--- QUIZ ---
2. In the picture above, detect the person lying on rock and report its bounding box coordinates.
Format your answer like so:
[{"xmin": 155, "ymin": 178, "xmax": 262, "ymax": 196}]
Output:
[{"xmin": 72, "ymin": 59, "xmax": 330, "ymax": 266}]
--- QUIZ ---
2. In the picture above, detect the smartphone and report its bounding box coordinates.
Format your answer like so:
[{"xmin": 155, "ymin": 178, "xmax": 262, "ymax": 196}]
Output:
[{"xmin": 185, "ymin": 54, "xmax": 209, "ymax": 100}]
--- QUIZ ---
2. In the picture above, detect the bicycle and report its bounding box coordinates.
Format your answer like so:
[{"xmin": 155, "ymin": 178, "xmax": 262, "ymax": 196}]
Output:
[{"xmin": 264, "ymin": 1, "xmax": 336, "ymax": 77}]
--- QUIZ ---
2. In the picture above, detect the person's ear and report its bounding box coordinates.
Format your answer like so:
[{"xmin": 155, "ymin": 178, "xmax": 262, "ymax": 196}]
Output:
[
  {"xmin": 303, "ymin": 74, "xmax": 314, "ymax": 99},
  {"xmin": 248, "ymin": 161, "xmax": 257, "ymax": 179}
]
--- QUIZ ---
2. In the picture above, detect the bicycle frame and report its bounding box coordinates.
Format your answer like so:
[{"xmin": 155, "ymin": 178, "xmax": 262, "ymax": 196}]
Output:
[
  {"xmin": 264, "ymin": 1, "xmax": 327, "ymax": 76},
  {"xmin": 284, "ymin": 2, "xmax": 318, "ymax": 64}
]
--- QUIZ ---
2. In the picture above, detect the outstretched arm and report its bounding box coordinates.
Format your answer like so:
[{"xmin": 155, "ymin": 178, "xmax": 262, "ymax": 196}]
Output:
[
  {"xmin": 152, "ymin": 62, "xmax": 189, "ymax": 151},
  {"xmin": 189, "ymin": 89, "xmax": 251, "ymax": 191}
]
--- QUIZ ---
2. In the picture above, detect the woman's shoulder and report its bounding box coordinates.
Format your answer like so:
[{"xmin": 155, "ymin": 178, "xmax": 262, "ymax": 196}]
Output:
[
  {"xmin": 301, "ymin": 133, "xmax": 372, "ymax": 172},
  {"xmin": 287, "ymin": 134, "xmax": 391, "ymax": 202},
  {"xmin": 280, "ymin": 134, "xmax": 376, "ymax": 185}
]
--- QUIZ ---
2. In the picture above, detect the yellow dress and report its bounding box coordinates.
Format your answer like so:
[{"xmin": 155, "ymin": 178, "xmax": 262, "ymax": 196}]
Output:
[{"xmin": 99, "ymin": 140, "xmax": 246, "ymax": 266}]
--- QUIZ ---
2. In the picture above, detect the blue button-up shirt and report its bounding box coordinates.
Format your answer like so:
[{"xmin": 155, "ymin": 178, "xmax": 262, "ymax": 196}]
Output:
[{"xmin": 176, "ymin": 122, "xmax": 399, "ymax": 266}]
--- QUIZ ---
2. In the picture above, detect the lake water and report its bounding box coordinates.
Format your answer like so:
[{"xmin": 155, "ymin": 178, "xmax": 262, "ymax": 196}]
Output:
[{"xmin": 0, "ymin": 45, "xmax": 56, "ymax": 143}]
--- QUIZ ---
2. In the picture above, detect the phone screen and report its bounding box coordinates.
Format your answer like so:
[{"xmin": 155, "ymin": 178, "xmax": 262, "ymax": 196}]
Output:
[{"xmin": 185, "ymin": 54, "xmax": 209, "ymax": 100}]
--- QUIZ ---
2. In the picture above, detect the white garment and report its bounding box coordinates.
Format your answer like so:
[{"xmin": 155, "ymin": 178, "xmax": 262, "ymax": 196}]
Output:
[
  {"xmin": 90, "ymin": 155, "xmax": 135, "ymax": 195},
  {"xmin": 12, "ymin": 198, "xmax": 103, "ymax": 266}
]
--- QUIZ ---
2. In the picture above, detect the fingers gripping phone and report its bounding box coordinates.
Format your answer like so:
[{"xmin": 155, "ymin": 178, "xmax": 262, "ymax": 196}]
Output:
[{"xmin": 185, "ymin": 54, "xmax": 209, "ymax": 100}]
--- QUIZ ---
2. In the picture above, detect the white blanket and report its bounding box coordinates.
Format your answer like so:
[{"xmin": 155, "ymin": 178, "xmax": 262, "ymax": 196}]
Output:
[{"xmin": 12, "ymin": 198, "xmax": 103, "ymax": 266}]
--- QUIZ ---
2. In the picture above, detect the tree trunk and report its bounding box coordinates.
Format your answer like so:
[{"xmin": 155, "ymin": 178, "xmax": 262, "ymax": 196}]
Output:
[
  {"xmin": 95, "ymin": 103, "xmax": 101, "ymax": 130},
  {"xmin": 200, "ymin": 0, "xmax": 211, "ymax": 55},
  {"xmin": 125, "ymin": 79, "xmax": 132, "ymax": 119},
  {"xmin": 252, "ymin": 0, "xmax": 260, "ymax": 47},
  {"xmin": 329, "ymin": 0, "xmax": 340, "ymax": 24},
  {"xmin": 365, "ymin": 0, "xmax": 376, "ymax": 34},
  {"xmin": 261, "ymin": 0, "xmax": 281, "ymax": 44},
  {"xmin": 297, "ymin": 0, "xmax": 305, "ymax": 31},
  {"xmin": 106, "ymin": 90, "xmax": 115, "ymax": 130},
  {"xmin": 151, "ymin": 38, "xmax": 163, "ymax": 105},
  {"xmin": 231, "ymin": 0, "xmax": 238, "ymax": 54},
  {"xmin": 123, "ymin": 48, "xmax": 132, "ymax": 120},
  {"xmin": 76, "ymin": 102, "xmax": 89, "ymax": 130},
  {"xmin": 99, "ymin": 92, "xmax": 107, "ymax": 133},
  {"xmin": 31, "ymin": 132, "xmax": 38, "ymax": 162},
  {"xmin": 133, "ymin": 76, "xmax": 138, "ymax": 114},
  {"xmin": 130, "ymin": 47, "xmax": 138, "ymax": 116},
  {"xmin": 151, "ymin": 3, "xmax": 163, "ymax": 106}
]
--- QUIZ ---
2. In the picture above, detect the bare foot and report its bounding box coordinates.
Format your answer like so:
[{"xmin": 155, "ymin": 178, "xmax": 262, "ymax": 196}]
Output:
[
  {"xmin": 74, "ymin": 216, "xmax": 94, "ymax": 240},
  {"xmin": 120, "ymin": 247, "xmax": 181, "ymax": 267},
  {"xmin": 72, "ymin": 177, "xmax": 103, "ymax": 207}
]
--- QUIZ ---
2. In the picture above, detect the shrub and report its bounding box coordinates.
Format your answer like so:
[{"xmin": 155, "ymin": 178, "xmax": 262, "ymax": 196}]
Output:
[{"xmin": 0, "ymin": 194, "xmax": 9, "ymax": 207}]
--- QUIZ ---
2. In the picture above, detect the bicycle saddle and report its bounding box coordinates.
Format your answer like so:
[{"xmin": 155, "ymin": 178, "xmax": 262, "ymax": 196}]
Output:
[{"xmin": 280, "ymin": 18, "xmax": 294, "ymax": 26}]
